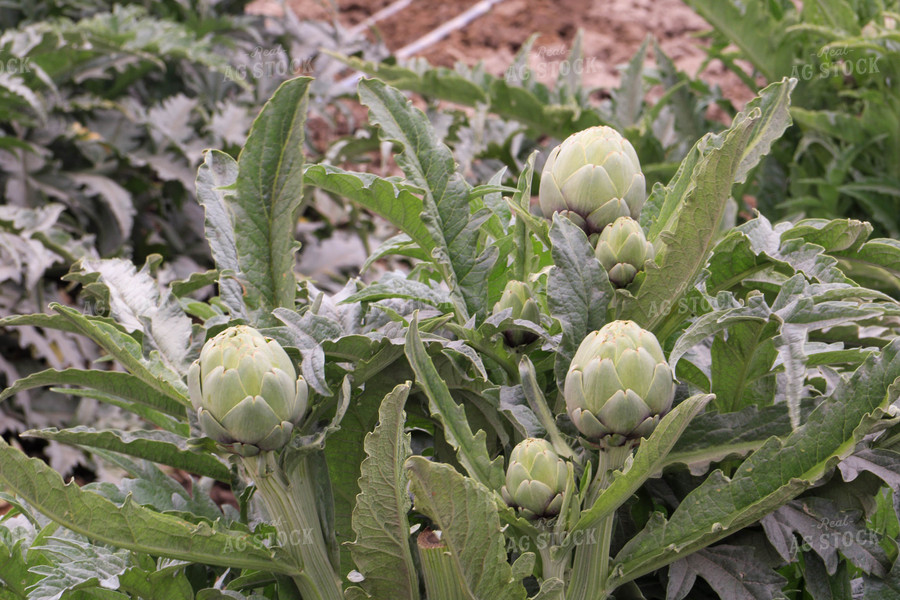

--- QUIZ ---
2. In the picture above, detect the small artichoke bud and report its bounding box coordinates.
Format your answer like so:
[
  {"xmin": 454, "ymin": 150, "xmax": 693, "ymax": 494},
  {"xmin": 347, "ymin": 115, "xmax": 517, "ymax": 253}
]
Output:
[
  {"xmin": 539, "ymin": 126, "xmax": 646, "ymax": 235},
  {"xmin": 188, "ymin": 326, "xmax": 308, "ymax": 452},
  {"xmin": 594, "ymin": 216, "xmax": 654, "ymax": 287},
  {"xmin": 565, "ymin": 321, "xmax": 675, "ymax": 447},
  {"xmin": 501, "ymin": 438, "xmax": 567, "ymax": 520},
  {"xmin": 493, "ymin": 280, "xmax": 541, "ymax": 347}
]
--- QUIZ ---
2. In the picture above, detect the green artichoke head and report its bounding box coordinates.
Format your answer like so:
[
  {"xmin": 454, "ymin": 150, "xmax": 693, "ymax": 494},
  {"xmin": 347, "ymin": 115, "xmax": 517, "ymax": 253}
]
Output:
[
  {"xmin": 594, "ymin": 216, "xmax": 654, "ymax": 287},
  {"xmin": 492, "ymin": 280, "xmax": 541, "ymax": 347},
  {"xmin": 188, "ymin": 325, "xmax": 308, "ymax": 452},
  {"xmin": 501, "ymin": 438, "xmax": 567, "ymax": 519},
  {"xmin": 539, "ymin": 126, "xmax": 646, "ymax": 235},
  {"xmin": 565, "ymin": 321, "xmax": 675, "ymax": 447}
]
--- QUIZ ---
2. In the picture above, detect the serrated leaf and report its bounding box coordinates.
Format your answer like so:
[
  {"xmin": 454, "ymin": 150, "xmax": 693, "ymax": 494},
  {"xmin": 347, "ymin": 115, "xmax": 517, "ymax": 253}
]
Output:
[
  {"xmin": 28, "ymin": 537, "xmax": 130, "ymax": 600},
  {"xmin": 611, "ymin": 338, "xmax": 900, "ymax": 587},
  {"xmin": 333, "ymin": 54, "xmax": 601, "ymax": 137},
  {"xmin": 569, "ymin": 395, "xmax": 711, "ymax": 538},
  {"xmin": 49, "ymin": 304, "xmax": 189, "ymax": 407},
  {"xmin": 22, "ymin": 427, "xmax": 230, "ymax": 482},
  {"xmin": 839, "ymin": 448, "xmax": 900, "ymax": 490},
  {"xmin": 195, "ymin": 150, "xmax": 246, "ymax": 319},
  {"xmin": 70, "ymin": 257, "xmax": 193, "ymax": 372},
  {"xmin": 666, "ymin": 545, "xmax": 787, "ymax": 600},
  {"xmin": 303, "ymin": 164, "xmax": 432, "ymax": 254},
  {"xmin": 406, "ymin": 457, "xmax": 527, "ymax": 600},
  {"xmin": 0, "ymin": 369, "xmax": 184, "ymax": 418},
  {"xmin": 358, "ymin": 78, "xmax": 494, "ymax": 320},
  {"xmin": 664, "ymin": 402, "xmax": 808, "ymax": 475},
  {"xmin": 272, "ymin": 307, "xmax": 343, "ymax": 396},
  {"xmin": 325, "ymin": 379, "xmax": 400, "ymax": 580},
  {"xmin": 69, "ymin": 174, "xmax": 134, "ymax": 242},
  {"xmin": 347, "ymin": 383, "xmax": 419, "ymax": 600},
  {"xmin": 342, "ymin": 274, "xmax": 453, "ymax": 312},
  {"xmin": 404, "ymin": 315, "xmax": 504, "ymax": 491},
  {"xmin": 623, "ymin": 80, "xmax": 794, "ymax": 337},
  {"xmin": 761, "ymin": 497, "xmax": 889, "ymax": 576},
  {"xmin": 547, "ymin": 215, "xmax": 612, "ymax": 387},
  {"xmin": 233, "ymin": 77, "xmax": 311, "ymax": 319},
  {"xmin": 0, "ymin": 440, "xmax": 289, "ymax": 573}
]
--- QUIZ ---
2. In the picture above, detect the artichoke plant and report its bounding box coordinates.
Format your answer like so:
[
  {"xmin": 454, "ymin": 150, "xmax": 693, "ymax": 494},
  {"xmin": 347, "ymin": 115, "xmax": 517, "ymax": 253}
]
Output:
[
  {"xmin": 501, "ymin": 438, "xmax": 568, "ymax": 519},
  {"xmin": 539, "ymin": 126, "xmax": 646, "ymax": 235},
  {"xmin": 565, "ymin": 321, "xmax": 675, "ymax": 447},
  {"xmin": 594, "ymin": 216, "xmax": 654, "ymax": 287},
  {"xmin": 188, "ymin": 325, "xmax": 308, "ymax": 452},
  {"xmin": 493, "ymin": 280, "xmax": 541, "ymax": 347}
]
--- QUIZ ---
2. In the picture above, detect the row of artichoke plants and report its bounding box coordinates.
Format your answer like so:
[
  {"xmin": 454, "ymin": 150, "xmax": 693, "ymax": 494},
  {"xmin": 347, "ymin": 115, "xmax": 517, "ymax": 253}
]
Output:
[{"xmin": 2, "ymin": 74, "xmax": 900, "ymax": 600}]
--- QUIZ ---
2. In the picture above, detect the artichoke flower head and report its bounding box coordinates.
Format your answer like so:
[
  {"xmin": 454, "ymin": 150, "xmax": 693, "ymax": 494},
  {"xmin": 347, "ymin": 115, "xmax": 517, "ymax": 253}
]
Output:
[
  {"xmin": 188, "ymin": 325, "xmax": 308, "ymax": 453},
  {"xmin": 492, "ymin": 280, "xmax": 541, "ymax": 347},
  {"xmin": 539, "ymin": 126, "xmax": 646, "ymax": 235},
  {"xmin": 501, "ymin": 438, "xmax": 568, "ymax": 520},
  {"xmin": 565, "ymin": 321, "xmax": 675, "ymax": 448},
  {"xmin": 595, "ymin": 216, "xmax": 654, "ymax": 287}
]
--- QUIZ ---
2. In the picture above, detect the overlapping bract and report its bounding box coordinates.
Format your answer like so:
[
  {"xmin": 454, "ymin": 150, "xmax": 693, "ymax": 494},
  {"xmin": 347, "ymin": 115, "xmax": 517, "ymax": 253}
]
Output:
[
  {"xmin": 539, "ymin": 126, "xmax": 646, "ymax": 235},
  {"xmin": 565, "ymin": 321, "xmax": 675, "ymax": 447},
  {"xmin": 594, "ymin": 216, "xmax": 654, "ymax": 287},
  {"xmin": 188, "ymin": 326, "xmax": 308, "ymax": 452},
  {"xmin": 501, "ymin": 438, "xmax": 568, "ymax": 519},
  {"xmin": 493, "ymin": 280, "xmax": 541, "ymax": 347}
]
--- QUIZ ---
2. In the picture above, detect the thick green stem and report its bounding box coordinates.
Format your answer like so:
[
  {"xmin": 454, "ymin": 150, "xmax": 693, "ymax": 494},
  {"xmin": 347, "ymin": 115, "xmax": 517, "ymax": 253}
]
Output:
[
  {"xmin": 532, "ymin": 520, "xmax": 568, "ymax": 586},
  {"xmin": 241, "ymin": 453, "xmax": 343, "ymax": 600},
  {"xmin": 417, "ymin": 530, "xmax": 469, "ymax": 600},
  {"xmin": 538, "ymin": 544, "xmax": 568, "ymax": 594},
  {"xmin": 566, "ymin": 444, "xmax": 634, "ymax": 600}
]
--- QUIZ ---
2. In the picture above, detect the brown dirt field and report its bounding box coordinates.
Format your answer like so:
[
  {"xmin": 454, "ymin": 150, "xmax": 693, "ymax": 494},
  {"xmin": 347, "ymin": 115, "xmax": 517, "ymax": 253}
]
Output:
[{"xmin": 251, "ymin": 0, "xmax": 756, "ymax": 108}]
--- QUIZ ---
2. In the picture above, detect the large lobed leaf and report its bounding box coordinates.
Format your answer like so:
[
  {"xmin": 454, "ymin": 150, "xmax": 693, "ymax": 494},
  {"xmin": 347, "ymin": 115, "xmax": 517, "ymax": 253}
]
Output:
[
  {"xmin": 346, "ymin": 383, "xmax": 420, "ymax": 600},
  {"xmin": 0, "ymin": 369, "xmax": 184, "ymax": 420},
  {"xmin": 404, "ymin": 315, "xmax": 504, "ymax": 491},
  {"xmin": 623, "ymin": 79, "xmax": 795, "ymax": 338},
  {"xmin": 0, "ymin": 440, "xmax": 291, "ymax": 574},
  {"xmin": 569, "ymin": 395, "xmax": 712, "ymax": 538},
  {"xmin": 547, "ymin": 215, "xmax": 613, "ymax": 387},
  {"xmin": 610, "ymin": 337, "xmax": 900, "ymax": 587},
  {"xmin": 22, "ymin": 427, "xmax": 231, "ymax": 482},
  {"xmin": 66, "ymin": 256, "xmax": 194, "ymax": 373},
  {"xmin": 231, "ymin": 77, "xmax": 311, "ymax": 320},
  {"xmin": 406, "ymin": 457, "xmax": 527, "ymax": 600},
  {"xmin": 358, "ymin": 78, "xmax": 496, "ymax": 321},
  {"xmin": 196, "ymin": 149, "xmax": 245, "ymax": 319}
]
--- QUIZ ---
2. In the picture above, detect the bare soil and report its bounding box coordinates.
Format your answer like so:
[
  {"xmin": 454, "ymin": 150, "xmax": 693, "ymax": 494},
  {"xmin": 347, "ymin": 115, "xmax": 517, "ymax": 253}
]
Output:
[{"xmin": 253, "ymin": 0, "xmax": 756, "ymax": 108}]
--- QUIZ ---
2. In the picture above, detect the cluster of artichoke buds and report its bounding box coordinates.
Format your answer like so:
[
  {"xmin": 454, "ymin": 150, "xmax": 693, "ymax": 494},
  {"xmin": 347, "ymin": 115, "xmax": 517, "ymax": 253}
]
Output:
[
  {"xmin": 501, "ymin": 438, "xmax": 568, "ymax": 520},
  {"xmin": 492, "ymin": 280, "xmax": 541, "ymax": 347},
  {"xmin": 188, "ymin": 326, "xmax": 308, "ymax": 453},
  {"xmin": 539, "ymin": 126, "xmax": 646, "ymax": 236},
  {"xmin": 595, "ymin": 216, "xmax": 654, "ymax": 287},
  {"xmin": 565, "ymin": 320, "xmax": 675, "ymax": 448}
]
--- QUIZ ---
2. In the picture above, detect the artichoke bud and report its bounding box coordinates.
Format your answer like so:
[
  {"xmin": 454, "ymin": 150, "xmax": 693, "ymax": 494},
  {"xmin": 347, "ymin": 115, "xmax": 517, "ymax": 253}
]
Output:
[
  {"xmin": 493, "ymin": 280, "xmax": 541, "ymax": 347},
  {"xmin": 564, "ymin": 321, "xmax": 675, "ymax": 448},
  {"xmin": 595, "ymin": 216, "xmax": 654, "ymax": 287},
  {"xmin": 188, "ymin": 325, "xmax": 308, "ymax": 453},
  {"xmin": 501, "ymin": 438, "xmax": 567, "ymax": 520},
  {"xmin": 539, "ymin": 126, "xmax": 646, "ymax": 235}
]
